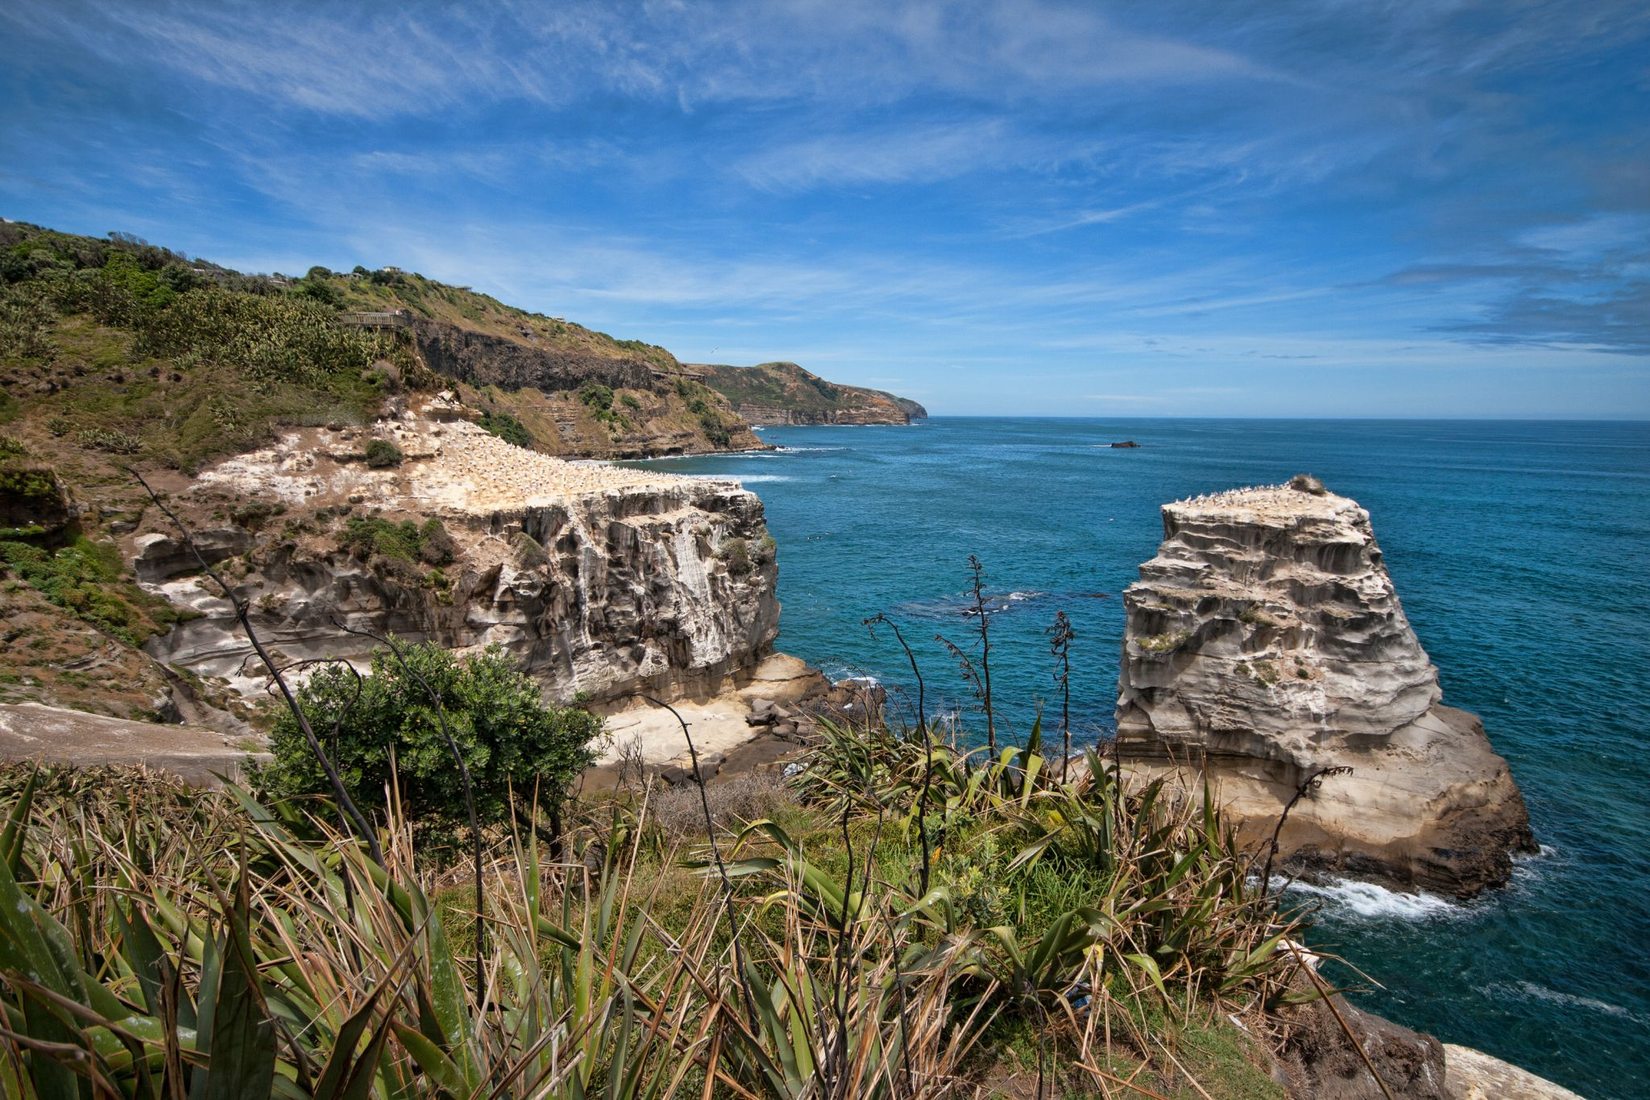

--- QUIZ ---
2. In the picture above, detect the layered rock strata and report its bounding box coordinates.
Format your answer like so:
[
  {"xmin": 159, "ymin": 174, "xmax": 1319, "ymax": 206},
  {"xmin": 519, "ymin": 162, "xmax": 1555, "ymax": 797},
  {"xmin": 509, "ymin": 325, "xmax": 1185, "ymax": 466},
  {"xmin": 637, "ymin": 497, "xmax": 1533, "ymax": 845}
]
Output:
[
  {"xmin": 137, "ymin": 398, "xmax": 779, "ymax": 705},
  {"xmin": 1115, "ymin": 478, "xmax": 1534, "ymax": 896}
]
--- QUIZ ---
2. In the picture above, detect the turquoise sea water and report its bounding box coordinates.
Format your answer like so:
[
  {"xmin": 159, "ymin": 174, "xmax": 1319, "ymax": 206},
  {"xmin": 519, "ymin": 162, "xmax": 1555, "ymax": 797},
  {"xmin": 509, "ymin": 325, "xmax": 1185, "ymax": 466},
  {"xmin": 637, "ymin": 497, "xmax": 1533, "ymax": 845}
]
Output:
[{"xmin": 629, "ymin": 417, "xmax": 1650, "ymax": 1098}]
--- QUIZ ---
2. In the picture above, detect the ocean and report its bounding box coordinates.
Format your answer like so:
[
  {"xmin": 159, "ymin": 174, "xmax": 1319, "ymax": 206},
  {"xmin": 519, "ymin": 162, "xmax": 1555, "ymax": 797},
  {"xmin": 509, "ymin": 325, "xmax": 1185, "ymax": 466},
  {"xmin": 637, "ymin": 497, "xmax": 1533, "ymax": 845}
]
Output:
[{"xmin": 628, "ymin": 417, "xmax": 1650, "ymax": 1098}]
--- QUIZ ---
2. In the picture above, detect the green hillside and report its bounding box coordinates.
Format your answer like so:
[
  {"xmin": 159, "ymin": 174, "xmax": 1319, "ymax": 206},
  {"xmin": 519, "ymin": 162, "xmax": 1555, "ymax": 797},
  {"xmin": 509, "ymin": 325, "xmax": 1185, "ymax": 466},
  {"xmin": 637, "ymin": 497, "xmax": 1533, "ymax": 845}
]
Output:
[{"xmin": 689, "ymin": 360, "xmax": 926, "ymax": 425}]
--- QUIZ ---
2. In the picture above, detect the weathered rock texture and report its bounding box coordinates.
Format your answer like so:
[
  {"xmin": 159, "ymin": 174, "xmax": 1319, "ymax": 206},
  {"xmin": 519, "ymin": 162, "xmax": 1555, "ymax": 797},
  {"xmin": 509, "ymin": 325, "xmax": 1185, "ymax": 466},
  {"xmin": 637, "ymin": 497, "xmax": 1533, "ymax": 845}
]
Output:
[
  {"xmin": 408, "ymin": 320, "xmax": 765, "ymax": 459},
  {"xmin": 1116, "ymin": 480, "xmax": 1534, "ymax": 896},
  {"xmin": 1442, "ymin": 1044, "xmax": 1586, "ymax": 1100},
  {"xmin": 411, "ymin": 318, "xmax": 659, "ymax": 393},
  {"xmin": 138, "ymin": 401, "xmax": 780, "ymax": 706}
]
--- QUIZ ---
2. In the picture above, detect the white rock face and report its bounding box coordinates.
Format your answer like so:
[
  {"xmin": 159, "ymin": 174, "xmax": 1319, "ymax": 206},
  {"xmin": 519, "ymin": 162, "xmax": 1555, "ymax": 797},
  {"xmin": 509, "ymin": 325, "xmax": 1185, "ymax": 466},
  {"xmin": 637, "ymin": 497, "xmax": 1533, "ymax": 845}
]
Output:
[
  {"xmin": 1116, "ymin": 480, "xmax": 1534, "ymax": 896},
  {"xmin": 138, "ymin": 410, "xmax": 780, "ymax": 704}
]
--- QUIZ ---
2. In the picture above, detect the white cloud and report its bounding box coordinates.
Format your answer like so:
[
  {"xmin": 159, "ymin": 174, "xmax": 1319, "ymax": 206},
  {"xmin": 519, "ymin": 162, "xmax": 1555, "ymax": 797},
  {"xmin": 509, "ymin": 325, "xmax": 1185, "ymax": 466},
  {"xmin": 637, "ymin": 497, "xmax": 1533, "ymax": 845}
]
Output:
[
  {"xmin": 4, "ymin": 0, "xmax": 1289, "ymax": 119},
  {"xmin": 734, "ymin": 120, "xmax": 1014, "ymax": 190}
]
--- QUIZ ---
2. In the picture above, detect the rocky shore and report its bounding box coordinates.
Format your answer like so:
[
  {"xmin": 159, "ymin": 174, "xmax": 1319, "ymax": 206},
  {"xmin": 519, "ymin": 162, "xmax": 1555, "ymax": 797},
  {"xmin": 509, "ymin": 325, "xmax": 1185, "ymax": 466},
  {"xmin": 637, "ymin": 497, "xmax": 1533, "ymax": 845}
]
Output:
[{"xmin": 1116, "ymin": 477, "xmax": 1536, "ymax": 897}]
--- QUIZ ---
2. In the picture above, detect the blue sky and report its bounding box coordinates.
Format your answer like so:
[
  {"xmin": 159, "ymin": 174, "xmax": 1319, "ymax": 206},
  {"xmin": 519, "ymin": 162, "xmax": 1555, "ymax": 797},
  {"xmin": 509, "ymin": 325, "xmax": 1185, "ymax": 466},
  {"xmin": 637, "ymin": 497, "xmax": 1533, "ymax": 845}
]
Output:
[{"xmin": 3, "ymin": 1, "xmax": 1647, "ymax": 417}]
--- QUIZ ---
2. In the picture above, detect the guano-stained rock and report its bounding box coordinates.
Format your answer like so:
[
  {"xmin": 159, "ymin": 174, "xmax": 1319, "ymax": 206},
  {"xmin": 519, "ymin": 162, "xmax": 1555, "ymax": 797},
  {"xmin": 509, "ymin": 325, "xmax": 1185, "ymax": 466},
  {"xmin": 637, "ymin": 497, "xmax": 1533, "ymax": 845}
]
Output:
[
  {"xmin": 1115, "ymin": 480, "xmax": 1535, "ymax": 897},
  {"xmin": 137, "ymin": 405, "xmax": 780, "ymax": 705}
]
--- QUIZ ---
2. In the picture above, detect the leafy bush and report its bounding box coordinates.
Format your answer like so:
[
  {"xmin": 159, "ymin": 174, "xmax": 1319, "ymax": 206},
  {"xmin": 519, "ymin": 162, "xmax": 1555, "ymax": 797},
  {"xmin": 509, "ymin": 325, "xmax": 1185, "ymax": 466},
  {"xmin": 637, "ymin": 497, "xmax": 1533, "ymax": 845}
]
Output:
[
  {"xmin": 673, "ymin": 380, "xmax": 734, "ymax": 445},
  {"xmin": 363, "ymin": 438, "xmax": 404, "ymax": 467},
  {"xmin": 0, "ymin": 535, "xmax": 181, "ymax": 644},
  {"xmin": 338, "ymin": 514, "xmax": 453, "ymax": 565},
  {"xmin": 258, "ymin": 642, "xmax": 601, "ymax": 828},
  {"xmin": 477, "ymin": 409, "xmax": 532, "ymax": 448},
  {"xmin": 0, "ymin": 679, "xmax": 1294, "ymax": 1098},
  {"xmin": 0, "ymin": 283, "xmax": 55, "ymax": 360},
  {"xmin": 73, "ymin": 426, "xmax": 142, "ymax": 454},
  {"xmin": 577, "ymin": 382, "xmax": 614, "ymax": 411},
  {"xmin": 577, "ymin": 382, "xmax": 631, "ymax": 431},
  {"xmin": 720, "ymin": 536, "xmax": 752, "ymax": 577},
  {"xmin": 697, "ymin": 412, "xmax": 732, "ymax": 447}
]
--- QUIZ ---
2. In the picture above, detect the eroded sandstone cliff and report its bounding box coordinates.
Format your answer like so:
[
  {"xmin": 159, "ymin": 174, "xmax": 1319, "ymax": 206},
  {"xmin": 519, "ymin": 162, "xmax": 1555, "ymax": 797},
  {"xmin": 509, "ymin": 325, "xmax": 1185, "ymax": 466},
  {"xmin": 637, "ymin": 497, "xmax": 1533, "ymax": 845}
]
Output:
[
  {"xmin": 1116, "ymin": 477, "xmax": 1534, "ymax": 896},
  {"xmin": 136, "ymin": 398, "xmax": 780, "ymax": 706}
]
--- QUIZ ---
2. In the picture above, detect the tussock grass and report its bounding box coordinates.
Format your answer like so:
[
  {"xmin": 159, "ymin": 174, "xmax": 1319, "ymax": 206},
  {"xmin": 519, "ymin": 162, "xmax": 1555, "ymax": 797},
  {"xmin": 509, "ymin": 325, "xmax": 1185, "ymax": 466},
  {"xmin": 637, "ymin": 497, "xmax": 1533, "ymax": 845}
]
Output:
[{"xmin": 0, "ymin": 718, "xmax": 1296, "ymax": 1097}]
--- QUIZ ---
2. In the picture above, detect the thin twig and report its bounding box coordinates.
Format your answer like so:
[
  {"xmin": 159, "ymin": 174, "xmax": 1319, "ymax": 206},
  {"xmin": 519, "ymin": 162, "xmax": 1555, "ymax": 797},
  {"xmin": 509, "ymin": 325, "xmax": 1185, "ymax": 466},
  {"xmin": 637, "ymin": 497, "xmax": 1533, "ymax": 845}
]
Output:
[
  {"xmin": 1259, "ymin": 766, "xmax": 1352, "ymax": 899},
  {"xmin": 864, "ymin": 613, "xmax": 935, "ymax": 895},
  {"xmin": 641, "ymin": 694, "xmax": 759, "ymax": 1030},
  {"xmin": 330, "ymin": 617, "xmax": 487, "ymax": 1008},
  {"xmin": 966, "ymin": 555, "xmax": 996, "ymax": 755},
  {"xmin": 1047, "ymin": 611, "xmax": 1074, "ymax": 783},
  {"xmin": 128, "ymin": 469, "xmax": 382, "ymax": 866}
]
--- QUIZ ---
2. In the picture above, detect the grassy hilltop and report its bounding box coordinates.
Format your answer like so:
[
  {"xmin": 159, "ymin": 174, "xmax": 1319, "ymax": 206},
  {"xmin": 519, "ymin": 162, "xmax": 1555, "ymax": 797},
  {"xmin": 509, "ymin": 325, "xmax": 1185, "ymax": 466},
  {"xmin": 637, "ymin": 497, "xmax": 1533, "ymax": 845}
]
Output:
[
  {"xmin": 0, "ymin": 221, "xmax": 757, "ymax": 474},
  {"xmin": 0, "ymin": 221, "xmax": 757, "ymax": 717}
]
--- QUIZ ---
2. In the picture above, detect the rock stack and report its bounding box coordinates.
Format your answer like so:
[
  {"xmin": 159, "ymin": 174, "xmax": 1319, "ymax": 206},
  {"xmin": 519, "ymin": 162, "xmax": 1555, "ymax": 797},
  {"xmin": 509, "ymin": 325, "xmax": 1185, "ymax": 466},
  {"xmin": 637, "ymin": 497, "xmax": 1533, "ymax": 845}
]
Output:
[{"xmin": 1115, "ymin": 478, "xmax": 1535, "ymax": 896}]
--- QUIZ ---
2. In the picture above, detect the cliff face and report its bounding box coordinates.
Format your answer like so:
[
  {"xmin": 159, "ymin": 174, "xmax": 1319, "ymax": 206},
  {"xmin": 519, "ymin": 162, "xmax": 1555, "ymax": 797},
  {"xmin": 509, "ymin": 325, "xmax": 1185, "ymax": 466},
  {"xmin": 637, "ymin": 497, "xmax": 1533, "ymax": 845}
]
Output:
[
  {"xmin": 687, "ymin": 362, "xmax": 926, "ymax": 425},
  {"xmin": 410, "ymin": 319, "xmax": 764, "ymax": 458},
  {"xmin": 137, "ymin": 403, "xmax": 780, "ymax": 706},
  {"xmin": 411, "ymin": 318, "xmax": 658, "ymax": 392},
  {"xmin": 1116, "ymin": 478, "xmax": 1534, "ymax": 896}
]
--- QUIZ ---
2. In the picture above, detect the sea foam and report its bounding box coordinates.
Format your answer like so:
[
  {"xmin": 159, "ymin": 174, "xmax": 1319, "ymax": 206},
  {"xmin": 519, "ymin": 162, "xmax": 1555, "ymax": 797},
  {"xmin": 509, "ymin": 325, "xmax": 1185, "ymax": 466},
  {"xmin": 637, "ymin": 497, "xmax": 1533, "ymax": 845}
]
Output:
[{"xmin": 1282, "ymin": 877, "xmax": 1460, "ymax": 921}]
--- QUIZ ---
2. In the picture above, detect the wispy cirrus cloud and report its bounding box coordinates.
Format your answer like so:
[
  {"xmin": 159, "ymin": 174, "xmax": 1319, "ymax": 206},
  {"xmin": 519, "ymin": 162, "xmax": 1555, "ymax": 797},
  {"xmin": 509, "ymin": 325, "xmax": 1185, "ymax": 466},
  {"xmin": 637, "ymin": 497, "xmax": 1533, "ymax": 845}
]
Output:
[
  {"xmin": 733, "ymin": 120, "xmax": 1022, "ymax": 191},
  {"xmin": 1, "ymin": 0, "xmax": 1288, "ymax": 119},
  {"xmin": 2, "ymin": 0, "xmax": 1647, "ymax": 414}
]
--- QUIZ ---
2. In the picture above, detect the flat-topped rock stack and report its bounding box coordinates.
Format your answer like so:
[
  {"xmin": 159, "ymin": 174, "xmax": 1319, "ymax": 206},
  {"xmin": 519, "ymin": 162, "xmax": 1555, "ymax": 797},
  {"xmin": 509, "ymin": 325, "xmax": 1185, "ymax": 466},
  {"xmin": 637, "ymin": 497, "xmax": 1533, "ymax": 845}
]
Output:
[
  {"xmin": 138, "ymin": 399, "xmax": 778, "ymax": 705},
  {"xmin": 1116, "ymin": 476, "xmax": 1535, "ymax": 896}
]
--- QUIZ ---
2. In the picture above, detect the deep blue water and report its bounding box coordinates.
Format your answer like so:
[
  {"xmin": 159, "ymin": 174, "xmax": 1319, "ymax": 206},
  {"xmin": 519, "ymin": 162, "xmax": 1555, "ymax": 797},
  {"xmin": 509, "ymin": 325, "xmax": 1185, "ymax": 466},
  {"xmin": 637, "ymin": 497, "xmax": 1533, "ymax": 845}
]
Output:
[{"xmin": 629, "ymin": 417, "xmax": 1650, "ymax": 1098}]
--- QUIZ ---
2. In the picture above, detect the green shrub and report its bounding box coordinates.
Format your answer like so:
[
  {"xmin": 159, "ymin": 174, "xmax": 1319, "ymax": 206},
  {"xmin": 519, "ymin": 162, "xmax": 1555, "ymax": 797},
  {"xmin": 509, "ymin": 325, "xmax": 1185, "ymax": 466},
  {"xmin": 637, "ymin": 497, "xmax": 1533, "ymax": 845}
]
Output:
[
  {"xmin": 229, "ymin": 498, "xmax": 286, "ymax": 530},
  {"xmin": 0, "ymin": 535, "xmax": 179, "ymax": 644},
  {"xmin": 0, "ymin": 465, "xmax": 58, "ymax": 506},
  {"xmin": 698, "ymin": 412, "xmax": 731, "ymax": 447},
  {"xmin": 720, "ymin": 536, "xmax": 752, "ymax": 577},
  {"xmin": 294, "ymin": 278, "xmax": 341, "ymax": 307},
  {"xmin": 577, "ymin": 382, "xmax": 631, "ymax": 432},
  {"xmin": 73, "ymin": 426, "xmax": 142, "ymax": 454},
  {"xmin": 418, "ymin": 516, "xmax": 455, "ymax": 565},
  {"xmin": 341, "ymin": 515, "xmax": 420, "ymax": 562},
  {"xmin": 0, "ymin": 284, "xmax": 55, "ymax": 360},
  {"xmin": 362, "ymin": 438, "xmax": 403, "ymax": 467},
  {"xmin": 257, "ymin": 642, "xmax": 600, "ymax": 828},
  {"xmin": 339, "ymin": 514, "xmax": 455, "ymax": 571},
  {"xmin": 577, "ymin": 382, "xmax": 614, "ymax": 411},
  {"xmin": 1136, "ymin": 630, "xmax": 1189, "ymax": 654},
  {"xmin": 477, "ymin": 409, "xmax": 532, "ymax": 448},
  {"xmin": 510, "ymin": 530, "xmax": 548, "ymax": 568}
]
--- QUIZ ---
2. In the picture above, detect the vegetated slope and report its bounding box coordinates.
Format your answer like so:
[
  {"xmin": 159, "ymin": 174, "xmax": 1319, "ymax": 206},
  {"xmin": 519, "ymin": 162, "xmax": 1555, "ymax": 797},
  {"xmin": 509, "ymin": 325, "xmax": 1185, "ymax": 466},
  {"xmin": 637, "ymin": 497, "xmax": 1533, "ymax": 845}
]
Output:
[
  {"xmin": 301, "ymin": 263, "xmax": 760, "ymax": 458},
  {"xmin": 0, "ymin": 221, "xmax": 755, "ymax": 719},
  {"xmin": 0, "ymin": 221, "xmax": 758, "ymax": 470},
  {"xmin": 687, "ymin": 360, "xmax": 927, "ymax": 425}
]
